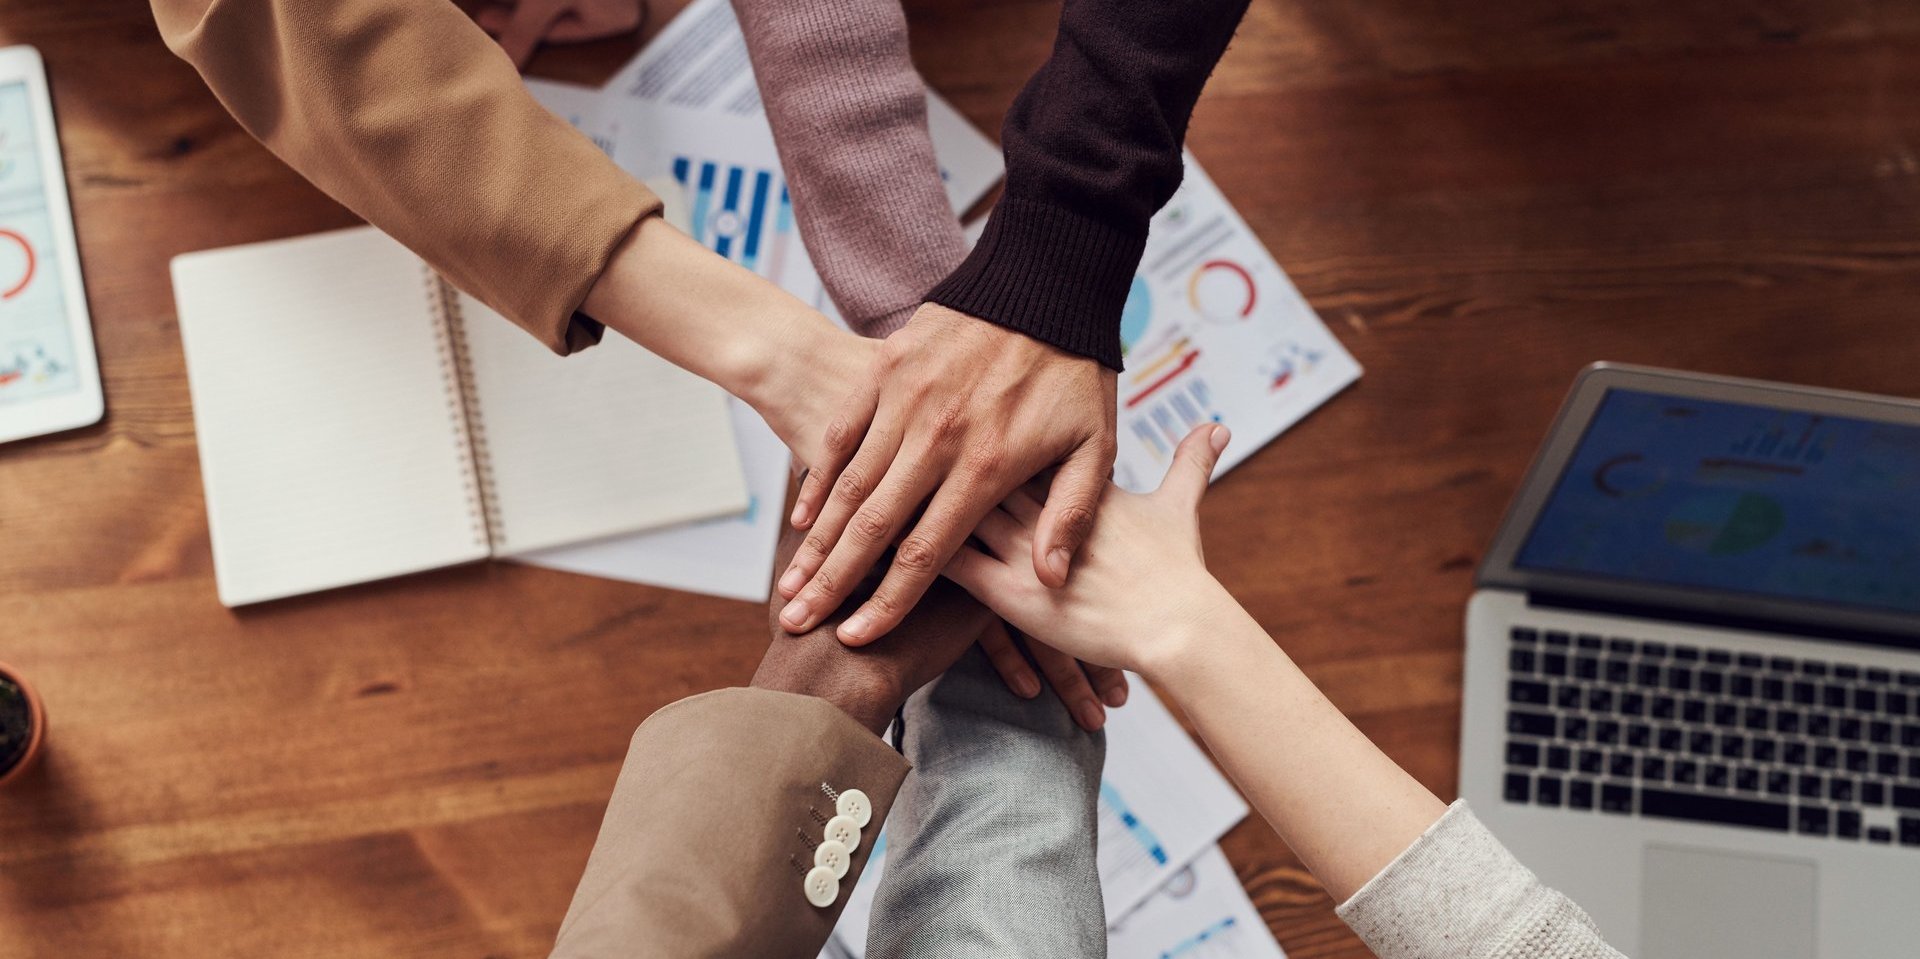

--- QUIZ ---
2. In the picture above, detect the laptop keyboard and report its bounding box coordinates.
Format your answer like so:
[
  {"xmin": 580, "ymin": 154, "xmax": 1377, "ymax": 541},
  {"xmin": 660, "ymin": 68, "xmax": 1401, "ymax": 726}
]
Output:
[{"xmin": 1502, "ymin": 626, "xmax": 1920, "ymax": 847}]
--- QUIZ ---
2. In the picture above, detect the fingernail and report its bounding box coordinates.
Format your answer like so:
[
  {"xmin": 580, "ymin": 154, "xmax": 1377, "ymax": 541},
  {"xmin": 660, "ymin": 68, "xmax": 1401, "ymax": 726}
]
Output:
[
  {"xmin": 1047, "ymin": 548, "xmax": 1070, "ymax": 580},
  {"xmin": 840, "ymin": 611, "xmax": 874, "ymax": 643},
  {"xmin": 778, "ymin": 566, "xmax": 805, "ymax": 597},
  {"xmin": 789, "ymin": 501, "xmax": 812, "ymax": 529},
  {"xmin": 1075, "ymin": 699, "xmax": 1106, "ymax": 730},
  {"xmin": 1209, "ymin": 424, "xmax": 1231, "ymax": 453},
  {"xmin": 1104, "ymin": 685, "xmax": 1128, "ymax": 708},
  {"xmin": 780, "ymin": 597, "xmax": 811, "ymax": 629},
  {"xmin": 1015, "ymin": 674, "xmax": 1042, "ymax": 698}
]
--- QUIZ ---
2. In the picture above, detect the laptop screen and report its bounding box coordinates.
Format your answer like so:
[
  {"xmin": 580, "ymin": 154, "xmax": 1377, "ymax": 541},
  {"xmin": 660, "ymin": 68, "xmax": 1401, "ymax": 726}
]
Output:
[{"xmin": 1515, "ymin": 388, "xmax": 1920, "ymax": 617}]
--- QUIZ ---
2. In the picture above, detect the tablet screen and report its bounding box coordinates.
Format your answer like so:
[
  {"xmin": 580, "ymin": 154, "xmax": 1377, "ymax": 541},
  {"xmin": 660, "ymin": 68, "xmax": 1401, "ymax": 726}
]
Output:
[
  {"xmin": 0, "ymin": 80, "xmax": 77, "ymax": 406},
  {"xmin": 1515, "ymin": 388, "xmax": 1920, "ymax": 615}
]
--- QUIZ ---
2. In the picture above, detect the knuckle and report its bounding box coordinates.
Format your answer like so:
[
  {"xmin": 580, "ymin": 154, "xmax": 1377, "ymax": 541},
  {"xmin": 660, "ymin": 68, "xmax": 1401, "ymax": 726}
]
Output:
[
  {"xmin": 1056, "ymin": 504, "xmax": 1097, "ymax": 544},
  {"xmin": 893, "ymin": 536, "xmax": 941, "ymax": 574},
  {"xmin": 796, "ymin": 534, "xmax": 831, "ymax": 565},
  {"xmin": 823, "ymin": 416, "xmax": 860, "ymax": 455},
  {"xmin": 964, "ymin": 444, "xmax": 1006, "ymax": 481},
  {"xmin": 834, "ymin": 468, "xmax": 872, "ymax": 503},
  {"xmin": 805, "ymin": 568, "xmax": 840, "ymax": 601},
  {"xmin": 849, "ymin": 509, "xmax": 891, "ymax": 545},
  {"xmin": 928, "ymin": 399, "xmax": 973, "ymax": 444},
  {"xmin": 862, "ymin": 590, "xmax": 902, "ymax": 621}
]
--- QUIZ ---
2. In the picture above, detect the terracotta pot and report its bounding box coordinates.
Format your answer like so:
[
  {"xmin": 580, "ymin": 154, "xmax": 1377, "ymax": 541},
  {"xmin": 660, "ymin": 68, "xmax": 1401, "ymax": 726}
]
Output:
[{"xmin": 0, "ymin": 661, "xmax": 46, "ymax": 788}]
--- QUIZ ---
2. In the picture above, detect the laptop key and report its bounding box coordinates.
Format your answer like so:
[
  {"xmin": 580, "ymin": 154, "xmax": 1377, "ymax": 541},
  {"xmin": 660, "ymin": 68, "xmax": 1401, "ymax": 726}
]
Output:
[
  {"xmin": 1744, "ymin": 706, "xmax": 1770, "ymax": 731},
  {"xmin": 1830, "ymin": 778, "xmax": 1855, "ymax": 803},
  {"xmin": 1609, "ymin": 753, "xmax": 1635, "ymax": 778},
  {"xmin": 1619, "ymin": 692, "xmax": 1646, "ymax": 717},
  {"xmin": 1563, "ymin": 716, "xmax": 1589, "ymax": 742},
  {"xmin": 1601, "ymin": 784, "xmax": 1633, "ymax": 814},
  {"xmin": 1595, "ymin": 720, "xmax": 1621, "ymax": 746},
  {"xmin": 1673, "ymin": 645, "xmax": 1700, "ymax": 662},
  {"xmin": 1573, "ymin": 656, "xmax": 1599, "ymax": 681},
  {"xmin": 1506, "ymin": 741, "xmax": 1541, "ymax": 767},
  {"xmin": 1579, "ymin": 749, "xmax": 1604, "ymax": 774},
  {"xmin": 1545, "ymin": 631, "xmax": 1571, "ymax": 647},
  {"xmin": 1783, "ymin": 741, "xmax": 1808, "ymax": 766},
  {"xmin": 1893, "ymin": 785, "xmax": 1920, "ymax": 810},
  {"xmin": 1675, "ymin": 760, "xmax": 1700, "ymax": 785},
  {"xmin": 1568, "ymin": 779, "xmax": 1595, "ymax": 810},
  {"xmin": 1887, "ymin": 692, "xmax": 1910, "ymax": 716},
  {"xmin": 1797, "ymin": 774, "xmax": 1822, "ymax": 799},
  {"xmin": 1813, "ymin": 744, "xmax": 1838, "ymax": 769},
  {"xmin": 1682, "ymin": 699, "xmax": 1708, "ymax": 723},
  {"xmin": 1658, "ymin": 727, "xmax": 1683, "ymax": 752},
  {"xmin": 1577, "ymin": 634, "xmax": 1603, "ymax": 650},
  {"xmin": 1838, "ymin": 809, "xmax": 1863, "ymax": 840},
  {"xmin": 1508, "ymin": 711, "xmax": 1555, "ymax": 737},
  {"xmin": 1667, "ymin": 667, "xmax": 1693, "ymax": 692},
  {"xmin": 1511, "ymin": 626, "xmax": 1540, "ymax": 644},
  {"xmin": 1735, "ymin": 766, "xmax": 1761, "ymax": 792},
  {"xmin": 1642, "ymin": 756, "xmax": 1667, "ymax": 781},
  {"xmin": 1547, "ymin": 745, "xmax": 1572, "ymax": 771},
  {"xmin": 1537, "ymin": 775, "xmax": 1564, "ymax": 807},
  {"xmin": 1688, "ymin": 730, "xmax": 1715, "ymax": 756},
  {"xmin": 1652, "ymin": 696, "xmax": 1678, "ymax": 720},
  {"xmin": 1870, "ymin": 721, "xmax": 1894, "ymax": 745},
  {"xmin": 1902, "ymin": 817, "xmax": 1920, "ymax": 846},
  {"xmin": 1626, "ymin": 723, "xmax": 1652, "ymax": 748},
  {"xmin": 1846, "ymin": 748, "xmax": 1870, "ymax": 774},
  {"xmin": 1510, "ymin": 649, "xmax": 1537, "ymax": 674},
  {"xmin": 1870, "ymin": 826, "xmax": 1895, "ymax": 844},
  {"xmin": 1766, "ymin": 770, "xmax": 1792, "ymax": 796},
  {"xmin": 1796, "ymin": 806, "xmax": 1830, "ymax": 836},
  {"xmin": 1751, "ymin": 737, "xmax": 1777, "ymax": 762},
  {"xmin": 1504, "ymin": 773, "xmax": 1530, "ymax": 803},
  {"xmin": 1509, "ymin": 680, "xmax": 1551, "ymax": 705},
  {"xmin": 1543, "ymin": 652, "xmax": 1569, "ymax": 677},
  {"xmin": 1556, "ymin": 684, "xmax": 1583, "ymax": 709},
  {"xmin": 1698, "ymin": 670, "xmax": 1724, "ymax": 695},
  {"xmin": 1863, "ymin": 780, "xmax": 1887, "ymax": 806},
  {"xmin": 1901, "ymin": 724, "xmax": 1920, "ymax": 747},
  {"xmin": 1704, "ymin": 763, "xmax": 1730, "ymax": 789},
  {"xmin": 1730, "ymin": 674, "xmax": 1755, "ymax": 698},
  {"xmin": 1806, "ymin": 714, "xmax": 1830, "ymax": 738},
  {"xmin": 1707, "ymin": 650, "xmax": 1732, "ymax": 666},
  {"xmin": 1640, "ymin": 787, "xmax": 1789, "ymax": 830},
  {"xmin": 1605, "ymin": 659, "xmax": 1631, "ymax": 683}
]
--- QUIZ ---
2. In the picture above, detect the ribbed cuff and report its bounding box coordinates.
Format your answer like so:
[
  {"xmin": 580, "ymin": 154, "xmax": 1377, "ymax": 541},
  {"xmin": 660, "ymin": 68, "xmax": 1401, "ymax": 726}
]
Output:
[{"xmin": 926, "ymin": 195, "xmax": 1146, "ymax": 370}]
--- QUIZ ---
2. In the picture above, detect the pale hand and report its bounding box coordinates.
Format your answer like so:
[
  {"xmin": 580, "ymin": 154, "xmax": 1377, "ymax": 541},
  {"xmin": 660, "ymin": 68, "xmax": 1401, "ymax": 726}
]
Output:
[
  {"xmin": 776, "ymin": 303, "xmax": 1118, "ymax": 646},
  {"xmin": 944, "ymin": 425, "xmax": 1236, "ymax": 676}
]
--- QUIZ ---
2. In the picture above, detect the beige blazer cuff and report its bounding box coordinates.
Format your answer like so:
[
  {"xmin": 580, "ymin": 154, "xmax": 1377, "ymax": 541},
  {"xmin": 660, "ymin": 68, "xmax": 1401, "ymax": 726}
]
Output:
[{"xmin": 551, "ymin": 688, "xmax": 909, "ymax": 959}]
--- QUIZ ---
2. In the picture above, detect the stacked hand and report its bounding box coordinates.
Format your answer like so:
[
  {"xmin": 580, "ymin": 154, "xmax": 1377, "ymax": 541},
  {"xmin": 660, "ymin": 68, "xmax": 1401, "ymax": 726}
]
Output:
[
  {"xmin": 944, "ymin": 424, "xmax": 1237, "ymax": 676},
  {"xmin": 754, "ymin": 307, "xmax": 1126, "ymax": 728},
  {"xmin": 776, "ymin": 304, "xmax": 1118, "ymax": 645}
]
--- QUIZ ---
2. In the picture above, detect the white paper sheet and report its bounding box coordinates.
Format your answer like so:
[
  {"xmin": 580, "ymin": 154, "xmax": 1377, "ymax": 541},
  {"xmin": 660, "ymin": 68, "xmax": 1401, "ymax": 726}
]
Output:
[
  {"xmin": 826, "ymin": 679, "xmax": 1249, "ymax": 956},
  {"xmin": 1108, "ymin": 155, "xmax": 1361, "ymax": 494},
  {"xmin": 1109, "ymin": 846, "xmax": 1288, "ymax": 959}
]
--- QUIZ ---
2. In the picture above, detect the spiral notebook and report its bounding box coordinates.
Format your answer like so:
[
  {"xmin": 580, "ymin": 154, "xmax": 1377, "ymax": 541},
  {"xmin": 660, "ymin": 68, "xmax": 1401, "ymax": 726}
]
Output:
[{"xmin": 172, "ymin": 226, "xmax": 749, "ymax": 607}]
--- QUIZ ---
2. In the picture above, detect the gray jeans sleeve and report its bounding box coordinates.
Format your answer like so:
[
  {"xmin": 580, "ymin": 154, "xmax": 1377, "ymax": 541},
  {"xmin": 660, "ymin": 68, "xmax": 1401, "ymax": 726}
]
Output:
[{"xmin": 865, "ymin": 644, "xmax": 1108, "ymax": 959}]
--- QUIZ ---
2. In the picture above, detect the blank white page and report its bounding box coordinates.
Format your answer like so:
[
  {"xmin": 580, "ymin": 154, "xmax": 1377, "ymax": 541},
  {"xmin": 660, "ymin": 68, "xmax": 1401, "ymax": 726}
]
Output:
[
  {"xmin": 453, "ymin": 291, "xmax": 748, "ymax": 555},
  {"xmin": 173, "ymin": 228, "xmax": 488, "ymax": 606}
]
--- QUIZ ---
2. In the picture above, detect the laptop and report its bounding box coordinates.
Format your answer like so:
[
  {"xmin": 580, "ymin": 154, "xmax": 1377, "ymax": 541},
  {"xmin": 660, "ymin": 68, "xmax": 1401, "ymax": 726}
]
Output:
[{"xmin": 1460, "ymin": 363, "xmax": 1920, "ymax": 959}]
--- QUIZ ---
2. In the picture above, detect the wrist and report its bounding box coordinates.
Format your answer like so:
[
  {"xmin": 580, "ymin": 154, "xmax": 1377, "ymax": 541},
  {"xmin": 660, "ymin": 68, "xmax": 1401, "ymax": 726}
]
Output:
[
  {"xmin": 1133, "ymin": 577, "xmax": 1256, "ymax": 687},
  {"xmin": 750, "ymin": 653, "xmax": 903, "ymax": 737}
]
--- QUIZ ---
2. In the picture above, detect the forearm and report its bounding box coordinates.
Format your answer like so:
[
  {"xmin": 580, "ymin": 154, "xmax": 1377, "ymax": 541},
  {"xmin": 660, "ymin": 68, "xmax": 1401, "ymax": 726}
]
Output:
[
  {"xmin": 731, "ymin": 0, "xmax": 966, "ymax": 337},
  {"xmin": 583, "ymin": 218, "xmax": 868, "ymax": 467},
  {"xmin": 1146, "ymin": 593, "xmax": 1447, "ymax": 903},
  {"xmin": 927, "ymin": 0, "xmax": 1252, "ymax": 368},
  {"xmin": 153, "ymin": 0, "xmax": 656, "ymax": 354}
]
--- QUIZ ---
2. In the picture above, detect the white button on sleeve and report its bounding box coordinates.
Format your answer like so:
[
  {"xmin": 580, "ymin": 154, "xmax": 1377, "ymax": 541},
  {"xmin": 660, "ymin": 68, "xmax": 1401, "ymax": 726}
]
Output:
[
  {"xmin": 824, "ymin": 814, "xmax": 862, "ymax": 852},
  {"xmin": 804, "ymin": 865, "xmax": 840, "ymax": 908},
  {"xmin": 814, "ymin": 838, "xmax": 851, "ymax": 879},
  {"xmin": 835, "ymin": 788, "xmax": 872, "ymax": 828}
]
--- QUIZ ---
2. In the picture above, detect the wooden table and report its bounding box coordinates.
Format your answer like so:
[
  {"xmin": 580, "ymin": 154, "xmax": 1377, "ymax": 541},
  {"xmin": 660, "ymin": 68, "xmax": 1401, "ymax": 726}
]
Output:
[{"xmin": 3, "ymin": 1, "xmax": 1917, "ymax": 955}]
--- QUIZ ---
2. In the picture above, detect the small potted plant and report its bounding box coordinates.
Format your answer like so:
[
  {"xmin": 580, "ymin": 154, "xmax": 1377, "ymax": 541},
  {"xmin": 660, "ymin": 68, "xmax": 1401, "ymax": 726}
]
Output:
[{"xmin": 0, "ymin": 661, "xmax": 46, "ymax": 788}]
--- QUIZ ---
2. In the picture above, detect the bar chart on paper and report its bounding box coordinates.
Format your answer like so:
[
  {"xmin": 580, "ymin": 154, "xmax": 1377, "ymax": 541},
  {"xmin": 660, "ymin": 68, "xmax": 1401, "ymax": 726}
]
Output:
[{"xmin": 671, "ymin": 156, "xmax": 808, "ymax": 288}]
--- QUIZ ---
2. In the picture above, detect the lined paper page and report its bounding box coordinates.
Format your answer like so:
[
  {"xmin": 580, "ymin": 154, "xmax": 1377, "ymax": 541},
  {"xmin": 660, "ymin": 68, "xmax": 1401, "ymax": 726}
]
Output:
[
  {"xmin": 173, "ymin": 228, "xmax": 488, "ymax": 606},
  {"xmin": 453, "ymin": 290, "xmax": 748, "ymax": 555}
]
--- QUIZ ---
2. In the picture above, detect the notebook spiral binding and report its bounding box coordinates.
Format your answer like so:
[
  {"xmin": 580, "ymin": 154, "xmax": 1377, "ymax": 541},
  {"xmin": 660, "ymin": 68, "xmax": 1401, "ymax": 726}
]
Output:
[{"xmin": 423, "ymin": 268, "xmax": 504, "ymax": 551}]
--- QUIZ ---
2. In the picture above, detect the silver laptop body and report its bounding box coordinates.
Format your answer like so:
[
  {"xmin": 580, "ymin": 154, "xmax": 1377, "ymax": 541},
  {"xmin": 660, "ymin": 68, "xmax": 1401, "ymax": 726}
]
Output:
[{"xmin": 1460, "ymin": 364, "xmax": 1920, "ymax": 959}]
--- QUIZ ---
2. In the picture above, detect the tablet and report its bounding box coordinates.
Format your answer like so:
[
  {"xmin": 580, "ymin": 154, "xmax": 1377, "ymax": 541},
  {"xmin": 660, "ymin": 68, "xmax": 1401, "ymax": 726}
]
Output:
[{"xmin": 0, "ymin": 45, "xmax": 102, "ymax": 444}]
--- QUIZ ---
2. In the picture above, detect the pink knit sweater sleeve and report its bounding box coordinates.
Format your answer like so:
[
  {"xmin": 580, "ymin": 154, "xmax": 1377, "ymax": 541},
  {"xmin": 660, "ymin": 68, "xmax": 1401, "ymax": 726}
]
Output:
[{"xmin": 729, "ymin": 0, "xmax": 965, "ymax": 339}]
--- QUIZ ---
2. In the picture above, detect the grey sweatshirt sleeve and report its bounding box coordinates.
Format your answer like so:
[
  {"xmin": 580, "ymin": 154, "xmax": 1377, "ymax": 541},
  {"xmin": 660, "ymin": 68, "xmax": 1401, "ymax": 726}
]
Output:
[{"xmin": 1336, "ymin": 801, "xmax": 1627, "ymax": 959}]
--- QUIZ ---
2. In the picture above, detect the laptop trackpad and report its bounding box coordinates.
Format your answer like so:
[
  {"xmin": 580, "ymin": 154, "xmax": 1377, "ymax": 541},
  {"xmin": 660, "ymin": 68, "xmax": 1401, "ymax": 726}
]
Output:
[{"xmin": 1641, "ymin": 845, "xmax": 1816, "ymax": 959}]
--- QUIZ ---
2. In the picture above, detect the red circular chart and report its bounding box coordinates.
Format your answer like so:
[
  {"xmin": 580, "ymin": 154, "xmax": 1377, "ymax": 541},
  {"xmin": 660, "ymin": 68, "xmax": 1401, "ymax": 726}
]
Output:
[
  {"xmin": 1186, "ymin": 259, "xmax": 1256, "ymax": 320},
  {"xmin": 0, "ymin": 228, "xmax": 35, "ymax": 299}
]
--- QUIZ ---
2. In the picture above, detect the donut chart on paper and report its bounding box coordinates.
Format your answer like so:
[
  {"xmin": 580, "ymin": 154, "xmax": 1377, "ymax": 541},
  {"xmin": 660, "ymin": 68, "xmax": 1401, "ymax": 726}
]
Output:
[
  {"xmin": 1186, "ymin": 258, "xmax": 1255, "ymax": 322},
  {"xmin": 0, "ymin": 228, "xmax": 35, "ymax": 299}
]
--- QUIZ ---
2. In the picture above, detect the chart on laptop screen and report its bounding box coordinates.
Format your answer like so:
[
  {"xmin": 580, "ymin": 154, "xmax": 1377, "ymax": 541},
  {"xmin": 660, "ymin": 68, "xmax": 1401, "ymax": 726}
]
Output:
[
  {"xmin": 0, "ymin": 81, "xmax": 76, "ymax": 406},
  {"xmin": 1516, "ymin": 389, "xmax": 1920, "ymax": 614}
]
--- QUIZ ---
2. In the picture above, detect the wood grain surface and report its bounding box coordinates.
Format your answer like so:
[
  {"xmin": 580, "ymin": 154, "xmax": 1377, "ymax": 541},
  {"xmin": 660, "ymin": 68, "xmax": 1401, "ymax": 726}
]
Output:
[{"xmin": 2, "ymin": 0, "xmax": 1917, "ymax": 956}]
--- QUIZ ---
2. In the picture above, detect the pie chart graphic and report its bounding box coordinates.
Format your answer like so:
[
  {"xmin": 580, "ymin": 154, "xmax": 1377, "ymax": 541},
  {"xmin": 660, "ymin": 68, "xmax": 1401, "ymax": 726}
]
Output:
[
  {"xmin": 1187, "ymin": 259, "xmax": 1255, "ymax": 322},
  {"xmin": 0, "ymin": 228, "xmax": 33, "ymax": 299},
  {"xmin": 1663, "ymin": 491, "xmax": 1784, "ymax": 556}
]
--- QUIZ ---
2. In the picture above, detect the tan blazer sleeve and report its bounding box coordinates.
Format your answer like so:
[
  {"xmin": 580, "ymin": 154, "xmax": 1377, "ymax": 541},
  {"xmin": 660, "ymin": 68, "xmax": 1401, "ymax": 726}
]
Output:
[
  {"xmin": 150, "ymin": 0, "xmax": 661, "ymax": 354},
  {"xmin": 551, "ymin": 687, "xmax": 909, "ymax": 959}
]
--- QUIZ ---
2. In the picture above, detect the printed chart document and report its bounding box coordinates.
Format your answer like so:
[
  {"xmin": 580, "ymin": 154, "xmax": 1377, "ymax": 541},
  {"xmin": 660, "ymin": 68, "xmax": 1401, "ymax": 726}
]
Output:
[
  {"xmin": 826, "ymin": 680, "xmax": 1256, "ymax": 957},
  {"xmin": 1109, "ymin": 847, "xmax": 1287, "ymax": 959},
  {"xmin": 1107, "ymin": 155, "xmax": 1361, "ymax": 493},
  {"xmin": 515, "ymin": 4, "xmax": 1005, "ymax": 601}
]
